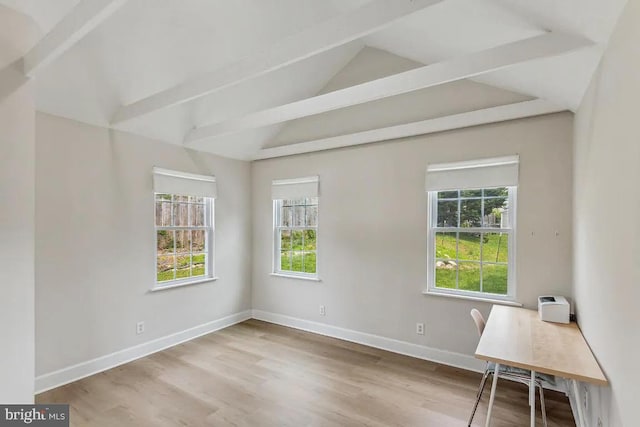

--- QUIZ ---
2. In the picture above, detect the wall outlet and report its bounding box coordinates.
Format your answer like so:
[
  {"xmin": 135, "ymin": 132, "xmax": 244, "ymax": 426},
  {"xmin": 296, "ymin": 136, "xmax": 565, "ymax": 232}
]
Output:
[
  {"xmin": 319, "ymin": 305, "xmax": 326, "ymax": 316},
  {"xmin": 136, "ymin": 321, "xmax": 145, "ymax": 335},
  {"xmin": 416, "ymin": 323, "xmax": 425, "ymax": 335}
]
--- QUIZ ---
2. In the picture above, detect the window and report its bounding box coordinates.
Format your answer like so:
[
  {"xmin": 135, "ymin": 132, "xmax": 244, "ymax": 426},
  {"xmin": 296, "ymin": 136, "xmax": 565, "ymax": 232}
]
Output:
[
  {"xmin": 425, "ymin": 156, "xmax": 518, "ymax": 301},
  {"xmin": 428, "ymin": 187, "xmax": 516, "ymax": 298},
  {"xmin": 272, "ymin": 176, "xmax": 319, "ymax": 279},
  {"xmin": 274, "ymin": 198, "xmax": 318, "ymax": 276},
  {"xmin": 153, "ymin": 168, "xmax": 216, "ymax": 289},
  {"xmin": 155, "ymin": 194, "xmax": 214, "ymax": 286}
]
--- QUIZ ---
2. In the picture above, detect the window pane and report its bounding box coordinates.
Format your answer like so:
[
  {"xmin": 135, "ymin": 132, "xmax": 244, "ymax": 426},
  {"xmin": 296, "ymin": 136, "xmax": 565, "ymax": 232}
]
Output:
[
  {"xmin": 435, "ymin": 232, "xmax": 456, "ymax": 261},
  {"xmin": 482, "ymin": 264, "xmax": 508, "ymax": 295},
  {"xmin": 482, "ymin": 232, "xmax": 509, "ymax": 263},
  {"xmin": 174, "ymin": 195, "xmax": 189, "ymax": 203},
  {"xmin": 458, "ymin": 232, "xmax": 481, "ymax": 261},
  {"xmin": 192, "ymin": 203, "xmax": 205, "ymax": 227},
  {"xmin": 280, "ymin": 251, "xmax": 292, "ymax": 271},
  {"xmin": 291, "ymin": 230, "xmax": 304, "ymax": 272},
  {"xmin": 192, "ymin": 230, "xmax": 206, "ymax": 252},
  {"xmin": 303, "ymin": 252, "xmax": 316, "ymax": 274},
  {"xmin": 157, "ymin": 230, "xmax": 174, "ymax": 253},
  {"xmin": 460, "ymin": 198, "xmax": 481, "ymax": 227},
  {"xmin": 438, "ymin": 190, "xmax": 458, "ymax": 199},
  {"xmin": 173, "ymin": 203, "xmax": 189, "ymax": 226},
  {"xmin": 280, "ymin": 230, "xmax": 292, "ymax": 250},
  {"xmin": 282, "ymin": 199, "xmax": 295, "ymax": 207},
  {"xmin": 291, "ymin": 251, "xmax": 304, "ymax": 272},
  {"xmin": 483, "ymin": 187, "xmax": 508, "ymax": 198},
  {"xmin": 189, "ymin": 196, "xmax": 204, "ymax": 204},
  {"xmin": 435, "ymin": 260, "xmax": 457, "ymax": 289},
  {"xmin": 293, "ymin": 205, "xmax": 305, "ymax": 226},
  {"xmin": 305, "ymin": 205, "xmax": 318, "ymax": 227},
  {"xmin": 155, "ymin": 201, "xmax": 172, "ymax": 227},
  {"xmin": 157, "ymin": 255, "xmax": 175, "ymax": 282},
  {"xmin": 156, "ymin": 193, "xmax": 172, "ymax": 201},
  {"xmin": 458, "ymin": 262, "xmax": 481, "ymax": 292},
  {"xmin": 483, "ymin": 196, "xmax": 508, "ymax": 228},
  {"xmin": 175, "ymin": 230, "xmax": 191, "ymax": 254},
  {"xmin": 192, "ymin": 253, "xmax": 206, "ymax": 277},
  {"xmin": 292, "ymin": 230, "xmax": 303, "ymax": 250},
  {"xmin": 461, "ymin": 189, "xmax": 482, "ymax": 198},
  {"xmin": 280, "ymin": 206, "xmax": 293, "ymax": 227},
  {"xmin": 304, "ymin": 229, "xmax": 316, "ymax": 251},
  {"xmin": 437, "ymin": 200, "xmax": 458, "ymax": 227},
  {"xmin": 176, "ymin": 254, "xmax": 191, "ymax": 278}
]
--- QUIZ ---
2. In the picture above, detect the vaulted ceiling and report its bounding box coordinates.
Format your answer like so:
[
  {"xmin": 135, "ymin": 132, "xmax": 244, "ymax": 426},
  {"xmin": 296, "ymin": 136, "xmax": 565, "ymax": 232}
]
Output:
[{"xmin": 0, "ymin": 0, "xmax": 628, "ymax": 160}]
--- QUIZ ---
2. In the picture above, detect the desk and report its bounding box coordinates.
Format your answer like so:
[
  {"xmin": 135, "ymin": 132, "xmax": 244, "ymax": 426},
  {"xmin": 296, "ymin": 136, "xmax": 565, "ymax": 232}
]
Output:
[{"xmin": 475, "ymin": 305, "xmax": 607, "ymax": 427}]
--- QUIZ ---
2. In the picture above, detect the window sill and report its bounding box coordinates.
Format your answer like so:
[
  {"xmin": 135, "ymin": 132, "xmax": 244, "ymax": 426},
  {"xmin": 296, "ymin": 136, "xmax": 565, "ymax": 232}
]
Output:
[
  {"xmin": 150, "ymin": 277, "xmax": 218, "ymax": 292},
  {"xmin": 422, "ymin": 289, "xmax": 523, "ymax": 307},
  {"xmin": 270, "ymin": 273, "xmax": 321, "ymax": 282}
]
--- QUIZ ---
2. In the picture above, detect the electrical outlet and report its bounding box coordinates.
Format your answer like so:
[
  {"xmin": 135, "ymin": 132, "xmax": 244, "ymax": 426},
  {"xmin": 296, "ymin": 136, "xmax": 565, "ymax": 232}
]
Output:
[
  {"xmin": 319, "ymin": 305, "xmax": 326, "ymax": 316},
  {"xmin": 136, "ymin": 321, "xmax": 145, "ymax": 335},
  {"xmin": 416, "ymin": 323, "xmax": 425, "ymax": 335}
]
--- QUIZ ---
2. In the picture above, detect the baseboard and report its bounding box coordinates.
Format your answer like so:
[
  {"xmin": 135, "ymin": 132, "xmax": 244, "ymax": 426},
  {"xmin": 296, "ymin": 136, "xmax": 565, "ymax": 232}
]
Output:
[
  {"xmin": 251, "ymin": 310, "xmax": 570, "ymax": 395},
  {"xmin": 35, "ymin": 310, "xmax": 252, "ymax": 394},
  {"xmin": 251, "ymin": 309, "xmax": 485, "ymax": 373},
  {"xmin": 35, "ymin": 308, "xmax": 569, "ymax": 402}
]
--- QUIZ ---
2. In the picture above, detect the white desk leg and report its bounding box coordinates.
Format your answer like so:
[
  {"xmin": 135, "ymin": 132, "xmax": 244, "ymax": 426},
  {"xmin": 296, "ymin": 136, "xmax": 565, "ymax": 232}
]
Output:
[
  {"xmin": 572, "ymin": 379, "xmax": 585, "ymax": 427},
  {"xmin": 530, "ymin": 370, "xmax": 536, "ymax": 427},
  {"xmin": 485, "ymin": 363, "xmax": 500, "ymax": 427}
]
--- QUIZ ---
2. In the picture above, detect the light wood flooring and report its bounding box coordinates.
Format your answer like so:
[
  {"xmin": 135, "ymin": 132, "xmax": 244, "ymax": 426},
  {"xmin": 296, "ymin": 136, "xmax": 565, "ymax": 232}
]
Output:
[{"xmin": 37, "ymin": 319, "xmax": 575, "ymax": 426}]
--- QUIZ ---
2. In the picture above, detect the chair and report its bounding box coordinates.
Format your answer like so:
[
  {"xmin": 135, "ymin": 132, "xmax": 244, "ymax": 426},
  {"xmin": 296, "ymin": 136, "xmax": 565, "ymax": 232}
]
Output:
[{"xmin": 468, "ymin": 309, "xmax": 553, "ymax": 427}]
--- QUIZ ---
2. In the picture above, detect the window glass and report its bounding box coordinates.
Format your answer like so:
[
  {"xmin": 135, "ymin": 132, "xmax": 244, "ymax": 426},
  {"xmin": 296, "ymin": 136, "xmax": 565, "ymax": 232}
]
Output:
[
  {"xmin": 155, "ymin": 194, "xmax": 213, "ymax": 285},
  {"xmin": 430, "ymin": 187, "xmax": 514, "ymax": 297},
  {"xmin": 274, "ymin": 197, "xmax": 318, "ymax": 277}
]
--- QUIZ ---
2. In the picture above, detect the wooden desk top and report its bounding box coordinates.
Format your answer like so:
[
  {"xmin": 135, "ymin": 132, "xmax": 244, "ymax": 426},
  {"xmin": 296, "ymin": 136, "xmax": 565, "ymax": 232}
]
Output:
[{"xmin": 475, "ymin": 305, "xmax": 608, "ymax": 386}]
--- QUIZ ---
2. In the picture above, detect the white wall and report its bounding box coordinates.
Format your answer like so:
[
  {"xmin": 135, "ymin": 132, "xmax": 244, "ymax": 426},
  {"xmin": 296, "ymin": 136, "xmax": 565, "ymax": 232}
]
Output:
[
  {"xmin": 252, "ymin": 113, "xmax": 573, "ymax": 358},
  {"xmin": 573, "ymin": 1, "xmax": 640, "ymax": 425},
  {"xmin": 0, "ymin": 6, "xmax": 37, "ymax": 403},
  {"xmin": 35, "ymin": 113, "xmax": 252, "ymax": 377}
]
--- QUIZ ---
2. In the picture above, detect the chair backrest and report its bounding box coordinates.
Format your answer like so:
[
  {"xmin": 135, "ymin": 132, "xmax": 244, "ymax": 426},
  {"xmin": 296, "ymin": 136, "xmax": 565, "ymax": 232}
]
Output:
[{"xmin": 470, "ymin": 309, "xmax": 486, "ymax": 337}]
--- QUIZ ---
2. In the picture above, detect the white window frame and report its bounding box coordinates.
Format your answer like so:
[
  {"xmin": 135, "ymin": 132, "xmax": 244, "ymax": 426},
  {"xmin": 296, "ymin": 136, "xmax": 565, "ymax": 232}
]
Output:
[
  {"xmin": 272, "ymin": 198, "xmax": 319, "ymax": 280},
  {"xmin": 426, "ymin": 187, "xmax": 517, "ymax": 302},
  {"xmin": 153, "ymin": 194, "xmax": 216, "ymax": 290}
]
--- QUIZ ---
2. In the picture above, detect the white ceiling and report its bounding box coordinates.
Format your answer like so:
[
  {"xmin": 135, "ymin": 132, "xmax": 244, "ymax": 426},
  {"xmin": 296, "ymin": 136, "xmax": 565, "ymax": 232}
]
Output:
[
  {"xmin": 0, "ymin": 0, "xmax": 79, "ymax": 35},
  {"xmin": 362, "ymin": 0, "xmax": 622, "ymax": 111},
  {"xmin": 0, "ymin": 0, "xmax": 629, "ymax": 160},
  {"xmin": 265, "ymin": 46, "xmax": 531, "ymax": 149}
]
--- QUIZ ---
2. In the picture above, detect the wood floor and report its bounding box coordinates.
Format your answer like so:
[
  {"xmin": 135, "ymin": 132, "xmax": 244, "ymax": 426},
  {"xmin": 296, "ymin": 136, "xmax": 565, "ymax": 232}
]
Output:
[{"xmin": 37, "ymin": 320, "xmax": 575, "ymax": 426}]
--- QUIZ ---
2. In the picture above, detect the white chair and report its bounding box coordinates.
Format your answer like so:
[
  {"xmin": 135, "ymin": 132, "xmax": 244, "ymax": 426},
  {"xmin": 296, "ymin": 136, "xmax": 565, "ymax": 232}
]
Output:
[{"xmin": 468, "ymin": 308, "xmax": 552, "ymax": 427}]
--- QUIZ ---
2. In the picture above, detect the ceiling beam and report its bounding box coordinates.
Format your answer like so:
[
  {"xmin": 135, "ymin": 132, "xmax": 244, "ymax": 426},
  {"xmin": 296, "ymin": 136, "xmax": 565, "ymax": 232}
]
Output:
[
  {"xmin": 252, "ymin": 99, "xmax": 565, "ymax": 160},
  {"xmin": 110, "ymin": 0, "xmax": 444, "ymax": 124},
  {"xmin": 22, "ymin": 0, "xmax": 129, "ymax": 77},
  {"xmin": 186, "ymin": 32, "xmax": 591, "ymax": 146}
]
